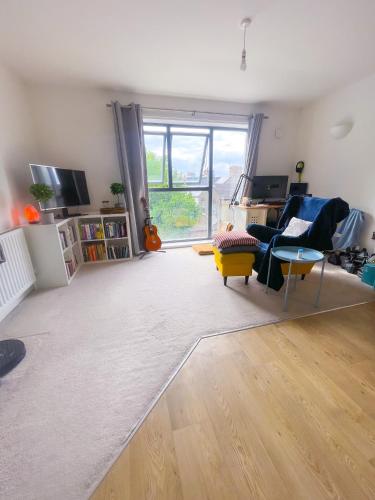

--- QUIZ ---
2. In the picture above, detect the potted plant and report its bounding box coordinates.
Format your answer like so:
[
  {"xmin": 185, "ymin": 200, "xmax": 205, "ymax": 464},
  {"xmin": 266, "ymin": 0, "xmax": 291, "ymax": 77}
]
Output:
[
  {"xmin": 29, "ymin": 183, "xmax": 55, "ymax": 224},
  {"xmin": 110, "ymin": 182, "xmax": 125, "ymax": 208}
]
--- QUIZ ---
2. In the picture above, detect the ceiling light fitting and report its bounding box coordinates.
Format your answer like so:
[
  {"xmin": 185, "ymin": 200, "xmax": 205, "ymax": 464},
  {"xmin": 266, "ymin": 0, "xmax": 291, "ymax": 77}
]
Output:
[{"xmin": 240, "ymin": 17, "xmax": 251, "ymax": 71}]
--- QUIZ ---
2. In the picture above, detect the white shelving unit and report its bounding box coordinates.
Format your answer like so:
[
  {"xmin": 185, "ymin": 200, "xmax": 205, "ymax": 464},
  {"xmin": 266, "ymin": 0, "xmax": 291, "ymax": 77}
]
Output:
[
  {"xmin": 23, "ymin": 212, "xmax": 133, "ymax": 288},
  {"xmin": 76, "ymin": 213, "xmax": 133, "ymax": 264},
  {"xmin": 23, "ymin": 218, "xmax": 81, "ymax": 288}
]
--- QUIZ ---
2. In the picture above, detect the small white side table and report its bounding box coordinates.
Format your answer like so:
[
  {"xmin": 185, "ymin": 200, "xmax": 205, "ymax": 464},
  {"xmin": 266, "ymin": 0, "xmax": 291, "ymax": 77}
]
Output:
[{"xmin": 266, "ymin": 246, "xmax": 326, "ymax": 311}]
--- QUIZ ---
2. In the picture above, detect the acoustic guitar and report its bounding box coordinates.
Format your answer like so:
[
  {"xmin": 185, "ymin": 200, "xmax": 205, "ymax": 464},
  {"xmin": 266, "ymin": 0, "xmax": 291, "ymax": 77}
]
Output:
[{"xmin": 141, "ymin": 197, "xmax": 162, "ymax": 252}]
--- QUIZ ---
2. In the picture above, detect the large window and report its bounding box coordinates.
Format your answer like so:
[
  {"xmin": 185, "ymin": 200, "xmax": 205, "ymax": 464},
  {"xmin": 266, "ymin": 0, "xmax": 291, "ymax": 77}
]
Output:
[
  {"xmin": 212, "ymin": 129, "xmax": 248, "ymax": 233},
  {"xmin": 144, "ymin": 123, "xmax": 247, "ymax": 242}
]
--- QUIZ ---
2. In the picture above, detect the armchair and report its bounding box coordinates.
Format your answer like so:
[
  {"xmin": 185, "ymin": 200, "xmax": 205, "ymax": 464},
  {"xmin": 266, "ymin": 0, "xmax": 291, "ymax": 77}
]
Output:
[{"xmin": 247, "ymin": 196, "xmax": 350, "ymax": 290}]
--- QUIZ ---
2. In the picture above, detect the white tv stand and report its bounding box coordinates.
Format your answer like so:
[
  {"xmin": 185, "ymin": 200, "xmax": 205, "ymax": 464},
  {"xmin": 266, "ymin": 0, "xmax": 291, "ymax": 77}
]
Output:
[{"xmin": 24, "ymin": 212, "xmax": 133, "ymax": 288}]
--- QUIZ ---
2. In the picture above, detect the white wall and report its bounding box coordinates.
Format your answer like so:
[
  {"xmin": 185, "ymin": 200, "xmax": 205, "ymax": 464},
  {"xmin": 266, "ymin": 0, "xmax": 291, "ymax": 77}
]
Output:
[
  {"xmin": 0, "ymin": 65, "xmax": 38, "ymax": 232},
  {"xmin": 297, "ymin": 73, "xmax": 375, "ymax": 250},
  {"xmin": 27, "ymin": 84, "xmax": 300, "ymax": 211}
]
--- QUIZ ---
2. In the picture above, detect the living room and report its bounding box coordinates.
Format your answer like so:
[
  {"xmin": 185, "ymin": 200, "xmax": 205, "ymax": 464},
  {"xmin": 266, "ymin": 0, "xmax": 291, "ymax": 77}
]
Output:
[{"xmin": 0, "ymin": 1, "xmax": 375, "ymax": 499}]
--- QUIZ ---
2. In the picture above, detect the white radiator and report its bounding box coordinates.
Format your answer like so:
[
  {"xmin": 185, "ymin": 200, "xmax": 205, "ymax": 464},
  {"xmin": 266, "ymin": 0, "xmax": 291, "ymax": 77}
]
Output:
[{"xmin": 0, "ymin": 228, "xmax": 35, "ymax": 322}]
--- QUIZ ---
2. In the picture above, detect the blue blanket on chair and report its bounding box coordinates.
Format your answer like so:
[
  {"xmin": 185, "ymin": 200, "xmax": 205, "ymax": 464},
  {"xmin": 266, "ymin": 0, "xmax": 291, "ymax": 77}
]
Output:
[{"xmin": 247, "ymin": 196, "xmax": 350, "ymax": 291}]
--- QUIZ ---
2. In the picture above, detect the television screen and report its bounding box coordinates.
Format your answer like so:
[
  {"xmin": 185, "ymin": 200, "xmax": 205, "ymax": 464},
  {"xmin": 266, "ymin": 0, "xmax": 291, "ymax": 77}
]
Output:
[
  {"xmin": 30, "ymin": 164, "xmax": 90, "ymax": 210},
  {"xmin": 251, "ymin": 175, "xmax": 288, "ymax": 201}
]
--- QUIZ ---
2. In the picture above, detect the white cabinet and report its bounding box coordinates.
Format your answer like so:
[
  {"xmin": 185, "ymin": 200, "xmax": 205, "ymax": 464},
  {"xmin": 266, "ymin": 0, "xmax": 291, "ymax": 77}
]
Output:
[
  {"xmin": 23, "ymin": 212, "xmax": 133, "ymax": 288},
  {"xmin": 76, "ymin": 213, "xmax": 133, "ymax": 263},
  {"xmin": 23, "ymin": 218, "xmax": 81, "ymax": 288}
]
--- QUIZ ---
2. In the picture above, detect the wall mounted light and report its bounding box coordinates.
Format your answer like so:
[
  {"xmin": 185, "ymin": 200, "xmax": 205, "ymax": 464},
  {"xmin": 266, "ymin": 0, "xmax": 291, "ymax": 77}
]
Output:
[{"xmin": 329, "ymin": 121, "xmax": 353, "ymax": 139}]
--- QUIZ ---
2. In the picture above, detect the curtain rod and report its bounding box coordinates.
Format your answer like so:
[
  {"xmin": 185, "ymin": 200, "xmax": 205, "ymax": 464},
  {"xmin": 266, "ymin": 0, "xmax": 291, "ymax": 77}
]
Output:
[{"xmin": 106, "ymin": 103, "xmax": 269, "ymax": 119}]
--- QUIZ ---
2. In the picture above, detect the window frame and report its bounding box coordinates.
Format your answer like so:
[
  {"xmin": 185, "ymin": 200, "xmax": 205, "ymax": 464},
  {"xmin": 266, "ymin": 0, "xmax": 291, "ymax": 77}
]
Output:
[{"xmin": 144, "ymin": 122, "xmax": 248, "ymax": 241}]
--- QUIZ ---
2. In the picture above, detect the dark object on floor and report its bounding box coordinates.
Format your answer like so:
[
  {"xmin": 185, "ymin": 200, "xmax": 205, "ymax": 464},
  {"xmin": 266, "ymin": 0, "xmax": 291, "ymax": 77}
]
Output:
[
  {"xmin": 0, "ymin": 339, "xmax": 26, "ymax": 377},
  {"xmin": 328, "ymin": 251, "xmax": 343, "ymax": 266},
  {"xmin": 342, "ymin": 247, "xmax": 369, "ymax": 275},
  {"xmin": 247, "ymin": 196, "xmax": 350, "ymax": 291}
]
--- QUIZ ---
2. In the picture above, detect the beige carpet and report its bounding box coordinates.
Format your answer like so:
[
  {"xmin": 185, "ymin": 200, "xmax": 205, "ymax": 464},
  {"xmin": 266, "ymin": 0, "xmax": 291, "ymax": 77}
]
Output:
[{"xmin": 0, "ymin": 248, "xmax": 373, "ymax": 499}]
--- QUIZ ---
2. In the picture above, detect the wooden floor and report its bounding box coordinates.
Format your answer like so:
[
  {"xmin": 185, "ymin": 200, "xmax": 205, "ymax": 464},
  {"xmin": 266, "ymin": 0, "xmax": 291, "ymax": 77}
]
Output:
[{"xmin": 92, "ymin": 302, "xmax": 375, "ymax": 500}]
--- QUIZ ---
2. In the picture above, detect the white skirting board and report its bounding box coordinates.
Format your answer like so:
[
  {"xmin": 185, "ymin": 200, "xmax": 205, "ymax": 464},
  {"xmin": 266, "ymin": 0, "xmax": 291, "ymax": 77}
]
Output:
[{"xmin": 0, "ymin": 227, "xmax": 35, "ymax": 322}]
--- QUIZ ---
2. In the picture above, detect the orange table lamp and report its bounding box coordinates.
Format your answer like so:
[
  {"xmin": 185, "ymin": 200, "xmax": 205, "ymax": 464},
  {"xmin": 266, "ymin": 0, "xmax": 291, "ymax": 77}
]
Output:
[{"xmin": 24, "ymin": 205, "xmax": 40, "ymax": 224}]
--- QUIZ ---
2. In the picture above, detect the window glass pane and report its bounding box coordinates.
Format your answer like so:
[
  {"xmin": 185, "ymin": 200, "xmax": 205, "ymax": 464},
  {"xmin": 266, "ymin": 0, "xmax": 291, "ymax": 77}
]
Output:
[
  {"xmin": 170, "ymin": 127, "xmax": 209, "ymax": 134},
  {"xmin": 143, "ymin": 125, "xmax": 167, "ymax": 133},
  {"xmin": 212, "ymin": 129, "xmax": 247, "ymax": 232},
  {"xmin": 171, "ymin": 135, "xmax": 209, "ymax": 187},
  {"xmin": 149, "ymin": 191, "xmax": 208, "ymax": 241},
  {"xmin": 144, "ymin": 134, "xmax": 168, "ymax": 187}
]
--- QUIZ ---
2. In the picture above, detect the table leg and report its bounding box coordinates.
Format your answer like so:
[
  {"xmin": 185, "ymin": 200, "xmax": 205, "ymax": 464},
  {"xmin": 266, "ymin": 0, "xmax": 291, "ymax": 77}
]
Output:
[
  {"xmin": 315, "ymin": 258, "xmax": 326, "ymax": 308},
  {"xmin": 283, "ymin": 261, "xmax": 292, "ymax": 311},
  {"xmin": 266, "ymin": 252, "xmax": 272, "ymax": 294}
]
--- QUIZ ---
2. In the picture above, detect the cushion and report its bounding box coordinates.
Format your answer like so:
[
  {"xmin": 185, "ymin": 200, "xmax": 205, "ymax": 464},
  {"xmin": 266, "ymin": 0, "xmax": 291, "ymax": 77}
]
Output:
[
  {"xmin": 219, "ymin": 245, "xmax": 259, "ymax": 254},
  {"xmin": 213, "ymin": 231, "xmax": 259, "ymax": 249},
  {"xmin": 282, "ymin": 217, "xmax": 312, "ymax": 237},
  {"xmin": 192, "ymin": 243, "xmax": 214, "ymax": 255}
]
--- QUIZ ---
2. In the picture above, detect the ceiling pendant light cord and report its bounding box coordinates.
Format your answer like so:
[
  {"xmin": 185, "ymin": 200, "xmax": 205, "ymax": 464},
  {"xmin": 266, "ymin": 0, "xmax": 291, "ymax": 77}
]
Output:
[
  {"xmin": 240, "ymin": 17, "xmax": 251, "ymax": 72},
  {"xmin": 241, "ymin": 28, "xmax": 247, "ymax": 71}
]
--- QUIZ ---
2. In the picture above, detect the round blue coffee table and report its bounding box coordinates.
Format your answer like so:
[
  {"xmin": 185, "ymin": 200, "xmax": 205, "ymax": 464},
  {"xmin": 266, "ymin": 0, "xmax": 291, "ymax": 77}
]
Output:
[{"xmin": 266, "ymin": 246, "xmax": 326, "ymax": 311}]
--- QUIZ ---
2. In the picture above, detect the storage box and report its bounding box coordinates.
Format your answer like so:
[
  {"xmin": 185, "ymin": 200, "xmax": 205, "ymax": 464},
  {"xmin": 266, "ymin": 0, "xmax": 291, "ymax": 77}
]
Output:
[
  {"xmin": 361, "ymin": 263, "xmax": 375, "ymax": 287},
  {"xmin": 100, "ymin": 207, "xmax": 125, "ymax": 214}
]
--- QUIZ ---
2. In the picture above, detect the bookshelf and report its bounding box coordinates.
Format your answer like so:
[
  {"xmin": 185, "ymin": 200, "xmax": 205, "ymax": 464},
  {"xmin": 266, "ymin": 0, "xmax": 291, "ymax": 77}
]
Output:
[
  {"xmin": 76, "ymin": 213, "xmax": 133, "ymax": 264},
  {"xmin": 23, "ymin": 212, "xmax": 133, "ymax": 288},
  {"xmin": 23, "ymin": 218, "xmax": 81, "ymax": 288}
]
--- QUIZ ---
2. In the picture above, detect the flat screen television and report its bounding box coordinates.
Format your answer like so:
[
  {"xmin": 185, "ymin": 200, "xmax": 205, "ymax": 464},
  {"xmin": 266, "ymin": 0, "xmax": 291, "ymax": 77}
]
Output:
[
  {"xmin": 30, "ymin": 164, "xmax": 90, "ymax": 212},
  {"xmin": 251, "ymin": 175, "xmax": 288, "ymax": 201}
]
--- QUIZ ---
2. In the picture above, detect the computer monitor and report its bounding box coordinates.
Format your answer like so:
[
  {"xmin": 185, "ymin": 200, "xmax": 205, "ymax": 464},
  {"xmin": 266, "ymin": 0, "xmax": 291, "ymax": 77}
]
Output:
[
  {"xmin": 289, "ymin": 182, "xmax": 308, "ymax": 196},
  {"xmin": 251, "ymin": 176, "xmax": 288, "ymax": 201}
]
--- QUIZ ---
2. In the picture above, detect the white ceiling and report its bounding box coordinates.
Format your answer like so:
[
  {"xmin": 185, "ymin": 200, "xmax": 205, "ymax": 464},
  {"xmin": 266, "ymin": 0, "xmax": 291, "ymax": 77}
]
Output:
[{"xmin": 0, "ymin": 0, "xmax": 375, "ymax": 104}]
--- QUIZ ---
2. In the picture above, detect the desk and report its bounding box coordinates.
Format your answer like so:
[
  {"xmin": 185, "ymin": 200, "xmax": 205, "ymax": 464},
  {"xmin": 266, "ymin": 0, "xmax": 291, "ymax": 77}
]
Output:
[{"xmin": 231, "ymin": 204, "xmax": 285, "ymax": 230}]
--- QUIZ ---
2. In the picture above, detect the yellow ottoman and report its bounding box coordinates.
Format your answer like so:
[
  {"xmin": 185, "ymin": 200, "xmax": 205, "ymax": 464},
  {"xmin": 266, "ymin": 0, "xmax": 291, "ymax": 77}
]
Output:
[{"xmin": 213, "ymin": 247, "xmax": 255, "ymax": 286}]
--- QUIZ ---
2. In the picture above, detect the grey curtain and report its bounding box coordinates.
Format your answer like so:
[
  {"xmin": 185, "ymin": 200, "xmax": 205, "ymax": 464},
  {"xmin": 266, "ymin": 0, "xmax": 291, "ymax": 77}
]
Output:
[
  {"xmin": 112, "ymin": 101, "xmax": 149, "ymax": 255},
  {"xmin": 242, "ymin": 113, "xmax": 264, "ymax": 198}
]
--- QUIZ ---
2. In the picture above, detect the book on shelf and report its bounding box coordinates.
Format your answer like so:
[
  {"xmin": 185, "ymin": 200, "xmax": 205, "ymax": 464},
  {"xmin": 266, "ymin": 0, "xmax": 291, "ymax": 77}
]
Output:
[
  {"xmin": 107, "ymin": 244, "xmax": 130, "ymax": 260},
  {"xmin": 104, "ymin": 221, "xmax": 127, "ymax": 239},
  {"xmin": 82, "ymin": 242, "xmax": 106, "ymax": 262},
  {"xmin": 80, "ymin": 223, "xmax": 104, "ymax": 240},
  {"xmin": 65, "ymin": 259, "xmax": 76, "ymax": 278},
  {"xmin": 59, "ymin": 231, "xmax": 68, "ymax": 249},
  {"xmin": 65, "ymin": 249, "xmax": 79, "ymax": 277},
  {"xmin": 68, "ymin": 224, "xmax": 77, "ymax": 244}
]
